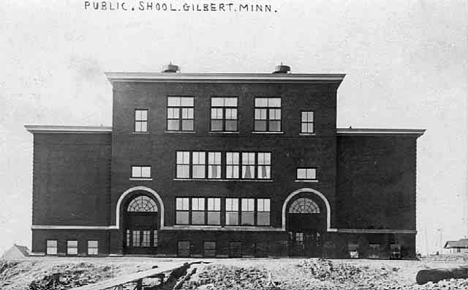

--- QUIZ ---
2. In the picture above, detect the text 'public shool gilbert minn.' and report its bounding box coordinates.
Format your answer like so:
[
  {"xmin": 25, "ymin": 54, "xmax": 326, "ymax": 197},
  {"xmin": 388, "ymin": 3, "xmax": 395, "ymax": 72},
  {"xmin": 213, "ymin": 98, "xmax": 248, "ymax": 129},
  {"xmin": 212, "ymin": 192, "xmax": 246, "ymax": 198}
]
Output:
[{"xmin": 84, "ymin": 1, "xmax": 277, "ymax": 12}]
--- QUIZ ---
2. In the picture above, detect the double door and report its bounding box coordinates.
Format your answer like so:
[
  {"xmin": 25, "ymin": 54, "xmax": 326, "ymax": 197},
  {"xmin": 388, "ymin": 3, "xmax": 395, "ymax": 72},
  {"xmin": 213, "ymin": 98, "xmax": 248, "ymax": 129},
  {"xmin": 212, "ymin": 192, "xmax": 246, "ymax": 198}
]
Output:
[
  {"xmin": 288, "ymin": 230, "xmax": 322, "ymax": 257},
  {"xmin": 124, "ymin": 212, "xmax": 158, "ymax": 254}
]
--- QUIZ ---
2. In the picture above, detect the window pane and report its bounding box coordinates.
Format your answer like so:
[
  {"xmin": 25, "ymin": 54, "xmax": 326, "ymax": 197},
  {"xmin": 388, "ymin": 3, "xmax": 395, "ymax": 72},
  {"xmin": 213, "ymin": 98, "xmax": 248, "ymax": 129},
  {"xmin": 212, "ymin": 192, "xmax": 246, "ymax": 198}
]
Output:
[
  {"xmin": 182, "ymin": 108, "xmax": 193, "ymax": 119},
  {"xmin": 211, "ymin": 108, "xmax": 223, "ymax": 119},
  {"xmin": 241, "ymin": 212, "xmax": 254, "ymax": 225},
  {"xmin": 226, "ymin": 108, "xmax": 237, "ymax": 119},
  {"xmin": 212, "ymin": 97, "xmax": 223, "ymax": 106},
  {"xmin": 269, "ymin": 120, "xmax": 281, "ymax": 131},
  {"xmin": 208, "ymin": 212, "xmax": 221, "ymax": 225},
  {"xmin": 255, "ymin": 98, "xmax": 268, "ymax": 107},
  {"xmin": 307, "ymin": 168, "xmax": 317, "ymax": 179},
  {"xmin": 257, "ymin": 212, "xmax": 270, "ymax": 226},
  {"xmin": 268, "ymin": 98, "xmax": 281, "ymax": 107},
  {"xmin": 226, "ymin": 212, "xmax": 239, "ymax": 225},
  {"xmin": 226, "ymin": 198, "xmax": 239, "ymax": 210},
  {"xmin": 208, "ymin": 198, "xmax": 221, "ymax": 210},
  {"xmin": 192, "ymin": 212, "xmax": 205, "ymax": 224},
  {"xmin": 297, "ymin": 168, "xmax": 306, "ymax": 179},
  {"xmin": 225, "ymin": 120, "xmax": 237, "ymax": 131},
  {"xmin": 255, "ymin": 109, "xmax": 267, "ymax": 120},
  {"xmin": 181, "ymin": 120, "xmax": 194, "ymax": 131},
  {"xmin": 168, "ymin": 108, "xmax": 179, "ymax": 118},
  {"xmin": 225, "ymin": 98, "xmax": 237, "ymax": 107},
  {"xmin": 192, "ymin": 198, "xmax": 205, "ymax": 210},
  {"xmin": 153, "ymin": 230, "xmax": 158, "ymax": 247},
  {"xmin": 242, "ymin": 199, "xmax": 255, "ymax": 211},
  {"xmin": 168, "ymin": 97, "xmax": 180, "ymax": 106},
  {"xmin": 176, "ymin": 212, "xmax": 189, "ymax": 224},
  {"xmin": 177, "ymin": 165, "xmax": 190, "ymax": 178},
  {"xmin": 132, "ymin": 231, "xmax": 140, "ymax": 247},
  {"xmin": 176, "ymin": 198, "xmax": 189, "ymax": 210},
  {"xmin": 269, "ymin": 109, "xmax": 281, "ymax": 120},
  {"xmin": 167, "ymin": 120, "xmax": 179, "ymax": 130},
  {"xmin": 142, "ymin": 231, "xmax": 151, "ymax": 247},
  {"xmin": 181, "ymin": 97, "xmax": 194, "ymax": 107},
  {"xmin": 211, "ymin": 120, "xmax": 223, "ymax": 131},
  {"xmin": 255, "ymin": 120, "xmax": 267, "ymax": 131},
  {"xmin": 141, "ymin": 167, "xmax": 151, "ymax": 178}
]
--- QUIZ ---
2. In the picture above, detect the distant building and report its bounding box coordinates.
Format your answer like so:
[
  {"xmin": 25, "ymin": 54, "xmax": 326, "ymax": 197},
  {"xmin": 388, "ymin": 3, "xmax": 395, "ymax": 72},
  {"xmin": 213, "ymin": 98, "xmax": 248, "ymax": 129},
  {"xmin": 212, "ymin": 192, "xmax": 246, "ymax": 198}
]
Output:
[
  {"xmin": 1, "ymin": 244, "xmax": 30, "ymax": 259},
  {"xmin": 444, "ymin": 239, "xmax": 468, "ymax": 254},
  {"xmin": 26, "ymin": 64, "xmax": 425, "ymax": 258}
]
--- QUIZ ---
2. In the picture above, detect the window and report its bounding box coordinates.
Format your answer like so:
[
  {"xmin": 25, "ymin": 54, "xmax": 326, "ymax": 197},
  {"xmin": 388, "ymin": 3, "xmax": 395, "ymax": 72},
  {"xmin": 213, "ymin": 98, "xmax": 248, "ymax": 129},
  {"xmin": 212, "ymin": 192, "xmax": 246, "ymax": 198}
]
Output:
[
  {"xmin": 131, "ymin": 166, "xmax": 151, "ymax": 179},
  {"xmin": 289, "ymin": 198, "xmax": 320, "ymax": 214},
  {"xmin": 208, "ymin": 152, "xmax": 221, "ymax": 179},
  {"xmin": 226, "ymin": 152, "xmax": 240, "ymax": 179},
  {"xmin": 67, "ymin": 240, "xmax": 78, "ymax": 255},
  {"xmin": 192, "ymin": 152, "xmax": 206, "ymax": 179},
  {"xmin": 211, "ymin": 97, "xmax": 238, "ymax": 132},
  {"xmin": 153, "ymin": 230, "xmax": 158, "ymax": 247},
  {"xmin": 176, "ymin": 152, "xmax": 190, "ymax": 178},
  {"xmin": 241, "ymin": 198, "xmax": 255, "ymax": 225},
  {"xmin": 241, "ymin": 152, "xmax": 255, "ymax": 179},
  {"xmin": 134, "ymin": 109, "xmax": 148, "ymax": 132},
  {"xmin": 178, "ymin": 241, "xmax": 191, "ymax": 257},
  {"xmin": 176, "ymin": 198, "xmax": 190, "ymax": 224},
  {"xmin": 87, "ymin": 240, "xmax": 98, "ymax": 255},
  {"xmin": 207, "ymin": 198, "xmax": 221, "ymax": 225},
  {"xmin": 203, "ymin": 241, "xmax": 216, "ymax": 257},
  {"xmin": 142, "ymin": 230, "xmax": 151, "ymax": 247},
  {"xmin": 167, "ymin": 96, "xmax": 194, "ymax": 131},
  {"xmin": 257, "ymin": 153, "xmax": 271, "ymax": 179},
  {"xmin": 257, "ymin": 199, "xmax": 270, "ymax": 226},
  {"xmin": 132, "ymin": 230, "xmax": 141, "ymax": 247},
  {"xmin": 191, "ymin": 197, "xmax": 205, "ymax": 224},
  {"xmin": 127, "ymin": 195, "xmax": 158, "ymax": 212},
  {"xmin": 254, "ymin": 98, "xmax": 281, "ymax": 132},
  {"xmin": 225, "ymin": 198, "xmax": 239, "ymax": 225},
  {"xmin": 46, "ymin": 240, "xmax": 57, "ymax": 255},
  {"xmin": 297, "ymin": 168, "xmax": 317, "ymax": 181},
  {"xmin": 301, "ymin": 111, "xmax": 315, "ymax": 133},
  {"xmin": 126, "ymin": 230, "xmax": 131, "ymax": 247}
]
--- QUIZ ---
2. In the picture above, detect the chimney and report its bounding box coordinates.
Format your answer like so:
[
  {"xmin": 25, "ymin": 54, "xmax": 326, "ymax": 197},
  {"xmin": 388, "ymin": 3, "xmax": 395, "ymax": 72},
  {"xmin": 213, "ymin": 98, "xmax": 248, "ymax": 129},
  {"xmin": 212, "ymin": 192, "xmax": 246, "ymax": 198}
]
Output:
[
  {"xmin": 273, "ymin": 64, "xmax": 291, "ymax": 74},
  {"xmin": 162, "ymin": 63, "xmax": 179, "ymax": 73}
]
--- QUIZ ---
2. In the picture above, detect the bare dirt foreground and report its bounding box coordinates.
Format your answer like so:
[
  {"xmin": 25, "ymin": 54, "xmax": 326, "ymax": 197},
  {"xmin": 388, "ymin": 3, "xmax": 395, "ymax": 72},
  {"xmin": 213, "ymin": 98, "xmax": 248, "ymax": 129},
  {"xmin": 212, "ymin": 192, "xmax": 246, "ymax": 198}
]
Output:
[{"xmin": 1, "ymin": 256, "xmax": 468, "ymax": 290}]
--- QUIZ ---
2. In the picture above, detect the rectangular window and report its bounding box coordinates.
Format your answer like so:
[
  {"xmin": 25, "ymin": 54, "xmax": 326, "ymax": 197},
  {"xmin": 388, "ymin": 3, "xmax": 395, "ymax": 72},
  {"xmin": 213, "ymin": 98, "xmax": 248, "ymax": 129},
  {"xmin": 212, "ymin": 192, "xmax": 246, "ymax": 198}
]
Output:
[
  {"xmin": 203, "ymin": 241, "xmax": 217, "ymax": 257},
  {"xmin": 254, "ymin": 98, "xmax": 281, "ymax": 132},
  {"xmin": 46, "ymin": 240, "xmax": 57, "ymax": 255},
  {"xmin": 87, "ymin": 240, "xmax": 98, "ymax": 255},
  {"xmin": 225, "ymin": 198, "xmax": 239, "ymax": 225},
  {"xmin": 131, "ymin": 166, "xmax": 151, "ymax": 179},
  {"xmin": 135, "ymin": 109, "xmax": 148, "ymax": 132},
  {"xmin": 167, "ymin": 96, "xmax": 194, "ymax": 131},
  {"xmin": 67, "ymin": 240, "xmax": 78, "ymax": 255},
  {"xmin": 301, "ymin": 111, "xmax": 315, "ymax": 133},
  {"xmin": 178, "ymin": 241, "xmax": 191, "ymax": 257},
  {"xmin": 208, "ymin": 152, "xmax": 221, "ymax": 179},
  {"xmin": 191, "ymin": 197, "xmax": 205, "ymax": 224},
  {"xmin": 257, "ymin": 153, "xmax": 271, "ymax": 179},
  {"xmin": 297, "ymin": 168, "xmax": 317, "ymax": 180},
  {"xmin": 211, "ymin": 97, "xmax": 238, "ymax": 132},
  {"xmin": 241, "ymin": 152, "xmax": 255, "ymax": 179},
  {"xmin": 142, "ymin": 230, "xmax": 151, "ymax": 247},
  {"xmin": 176, "ymin": 152, "xmax": 190, "ymax": 179},
  {"xmin": 226, "ymin": 152, "xmax": 240, "ymax": 179},
  {"xmin": 132, "ymin": 231, "xmax": 141, "ymax": 247},
  {"xmin": 257, "ymin": 199, "xmax": 271, "ymax": 226},
  {"xmin": 241, "ymin": 198, "xmax": 255, "ymax": 226},
  {"xmin": 176, "ymin": 198, "xmax": 190, "ymax": 224},
  {"xmin": 153, "ymin": 230, "xmax": 158, "ymax": 247},
  {"xmin": 192, "ymin": 152, "xmax": 206, "ymax": 179},
  {"xmin": 207, "ymin": 198, "xmax": 221, "ymax": 225},
  {"xmin": 126, "ymin": 230, "xmax": 131, "ymax": 247}
]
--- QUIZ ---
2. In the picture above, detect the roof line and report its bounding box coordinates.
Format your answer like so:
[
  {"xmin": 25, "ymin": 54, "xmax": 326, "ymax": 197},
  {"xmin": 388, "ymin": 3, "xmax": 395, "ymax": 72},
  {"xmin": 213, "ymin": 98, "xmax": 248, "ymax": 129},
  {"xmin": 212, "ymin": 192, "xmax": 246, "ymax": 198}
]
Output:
[
  {"xmin": 25, "ymin": 125, "xmax": 112, "ymax": 134},
  {"xmin": 337, "ymin": 128, "xmax": 426, "ymax": 137},
  {"xmin": 105, "ymin": 72, "xmax": 346, "ymax": 84}
]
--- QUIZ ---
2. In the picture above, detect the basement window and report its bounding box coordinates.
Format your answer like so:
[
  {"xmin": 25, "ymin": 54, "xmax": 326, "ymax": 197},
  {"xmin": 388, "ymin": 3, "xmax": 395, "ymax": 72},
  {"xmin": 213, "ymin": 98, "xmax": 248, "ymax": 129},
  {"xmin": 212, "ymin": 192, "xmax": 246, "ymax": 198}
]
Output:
[
  {"xmin": 67, "ymin": 240, "xmax": 78, "ymax": 255},
  {"xmin": 46, "ymin": 240, "xmax": 57, "ymax": 255},
  {"xmin": 87, "ymin": 240, "xmax": 98, "ymax": 255}
]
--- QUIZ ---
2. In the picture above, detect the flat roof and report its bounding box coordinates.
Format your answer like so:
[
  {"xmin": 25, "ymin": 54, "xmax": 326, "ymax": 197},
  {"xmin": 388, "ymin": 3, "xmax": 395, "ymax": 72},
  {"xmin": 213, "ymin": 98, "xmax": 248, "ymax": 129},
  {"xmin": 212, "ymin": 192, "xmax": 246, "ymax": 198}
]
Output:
[
  {"xmin": 337, "ymin": 128, "xmax": 425, "ymax": 137},
  {"xmin": 105, "ymin": 72, "xmax": 346, "ymax": 85},
  {"xmin": 25, "ymin": 125, "xmax": 112, "ymax": 134},
  {"xmin": 25, "ymin": 125, "xmax": 425, "ymax": 137}
]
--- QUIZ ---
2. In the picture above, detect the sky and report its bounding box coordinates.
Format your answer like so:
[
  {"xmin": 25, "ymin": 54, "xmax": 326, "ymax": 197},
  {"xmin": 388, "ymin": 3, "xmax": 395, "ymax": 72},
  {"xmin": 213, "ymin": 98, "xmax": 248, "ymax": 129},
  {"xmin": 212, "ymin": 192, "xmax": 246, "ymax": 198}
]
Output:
[{"xmin": 0, "ymin": 0, "xmax": 467, "ymax": 255}]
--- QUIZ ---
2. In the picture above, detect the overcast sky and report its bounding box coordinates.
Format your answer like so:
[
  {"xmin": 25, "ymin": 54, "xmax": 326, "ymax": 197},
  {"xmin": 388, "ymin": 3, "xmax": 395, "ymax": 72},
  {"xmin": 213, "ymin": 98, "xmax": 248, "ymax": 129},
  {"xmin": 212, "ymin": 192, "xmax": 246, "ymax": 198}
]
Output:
[{"xmin": 0, "ymin": 0, "xmax": 467, "ymax": 255}]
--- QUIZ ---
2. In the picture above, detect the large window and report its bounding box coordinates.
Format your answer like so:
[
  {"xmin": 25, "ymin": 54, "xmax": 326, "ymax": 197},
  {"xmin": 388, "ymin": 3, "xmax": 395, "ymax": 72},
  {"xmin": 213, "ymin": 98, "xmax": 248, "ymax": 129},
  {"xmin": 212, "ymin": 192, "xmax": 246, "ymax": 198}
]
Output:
[
  {"xmin": 134, "ymin": 109, "xmax": 148, "ymax": 132},
  {"xmin": 131, "ymin": 166, "xmax": 151, "ymax": 179},
  {"xmin": 297, "ymin": 168, "xmax": 317, "ymax": 181},
  {"xmin": 301, "ymin": 111, "xmax": 315, "ymax": 133},
  {"xmin": 211, "ymin": 97, "xmax": 238, "ymax": 132},
  {"xmin": 208, "ymin": 152, "xmax": 221, "ymax": 179},
  {"xmin": 67, "ymin": 240, "xmax": 78, "ymax": 255},
  {"xmin": 254, "ymin": 98, "xmax": 281, "ymax": 132},
  {"xmin": 257, "ymin": 199, "xmax": 270, "ymax": 226},
  {"xmin": 225, "ymin": 198, "xmax": 239, "ymax": 225},
  {"xmin": 257, "ymin": 153, "xmax": 271, "ymax": 179},
  {"xmin": 191, "ymin": 197, "xmax": 205, "ymax": 224},
  {"xmin": 176, "ymin": 198, "xmax": 190, "ymax": 224},
  {"xmin": 46, "ymin": 240, "xmax": 57, "ymax": 255},
  {"xmin": 226, "ymin": 152, "xmax": 240, "ymax": 179},
  {"xmin": 207, "ymin": 198, "xmax": 221, "ymax": 225},
  {"xmin": 176, "ymin": 151, "xmax": 222, "ymax": 179},
  {"xmin": 192, "ymin": 152, "xmax": 206, "ymax": 179},
  {"xmin": 241, "ymin": 152, "xmax": 271, "ymax": 179},
  {"xmin": 241, "ymin": 198, "xmax": 255, "ymax": 226},
  {"xmin": 167, "ymin": 96, "xmax": 194, "ymax": 131},
  {"xmin": 176, "ymin": 152, "xmax": 190, "ymax": 179}
]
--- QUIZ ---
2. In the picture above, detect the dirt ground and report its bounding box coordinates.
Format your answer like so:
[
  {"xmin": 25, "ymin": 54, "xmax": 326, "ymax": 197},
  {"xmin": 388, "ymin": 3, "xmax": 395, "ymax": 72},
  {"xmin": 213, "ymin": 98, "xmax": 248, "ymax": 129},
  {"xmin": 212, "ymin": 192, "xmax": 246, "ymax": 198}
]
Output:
[{"xmin": 1, "ymin": 255, "xmax": 468, "ymax": 290}]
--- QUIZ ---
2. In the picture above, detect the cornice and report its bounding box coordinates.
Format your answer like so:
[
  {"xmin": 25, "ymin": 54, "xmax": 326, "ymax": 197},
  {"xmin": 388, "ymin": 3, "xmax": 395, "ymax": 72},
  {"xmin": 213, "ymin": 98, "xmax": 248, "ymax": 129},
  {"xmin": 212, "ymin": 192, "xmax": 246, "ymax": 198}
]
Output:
[
  {"xmin": 25, "ymin": 125, "xmax": 112, "ymax": 134},
  {"xmin": 337, "ymin": 128, "xmax": 425, "ymax": 137}
]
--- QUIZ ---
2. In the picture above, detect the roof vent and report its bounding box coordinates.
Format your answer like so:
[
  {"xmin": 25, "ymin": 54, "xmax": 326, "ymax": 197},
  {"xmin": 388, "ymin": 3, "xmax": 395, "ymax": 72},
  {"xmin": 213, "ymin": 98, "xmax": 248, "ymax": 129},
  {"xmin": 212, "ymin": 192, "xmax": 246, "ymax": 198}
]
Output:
[
  {"xmin": 162, "ymin": 63, "xmax": 179, "ymax": 73},
  {"xmin": 273, "ymin": 64, "xmax": 291, "ymax": 74}
]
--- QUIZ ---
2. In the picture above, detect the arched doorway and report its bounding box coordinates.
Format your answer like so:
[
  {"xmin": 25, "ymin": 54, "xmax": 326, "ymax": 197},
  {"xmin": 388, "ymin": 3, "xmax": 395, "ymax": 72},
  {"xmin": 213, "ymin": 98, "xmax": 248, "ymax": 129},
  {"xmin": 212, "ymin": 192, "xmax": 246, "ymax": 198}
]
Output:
[
  {"xmin": 123, "ymin": 195, "xmax": 159, "ymax": 255},
  {"xmin": 287, "ymin": 197, "xmax": 326, "ymax": 257}
]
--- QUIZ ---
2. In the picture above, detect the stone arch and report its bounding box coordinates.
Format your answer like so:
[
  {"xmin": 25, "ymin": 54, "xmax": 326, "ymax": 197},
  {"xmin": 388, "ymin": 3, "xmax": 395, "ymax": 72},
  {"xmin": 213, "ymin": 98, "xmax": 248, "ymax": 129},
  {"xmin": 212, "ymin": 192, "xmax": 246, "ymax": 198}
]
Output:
[
  {"xmin": 113, "ymin": 186, "xmax": 165, "ymax": 229},
  {"xmin": 282, "ymin": 188, "xmax": 333, "ymax": 231}
]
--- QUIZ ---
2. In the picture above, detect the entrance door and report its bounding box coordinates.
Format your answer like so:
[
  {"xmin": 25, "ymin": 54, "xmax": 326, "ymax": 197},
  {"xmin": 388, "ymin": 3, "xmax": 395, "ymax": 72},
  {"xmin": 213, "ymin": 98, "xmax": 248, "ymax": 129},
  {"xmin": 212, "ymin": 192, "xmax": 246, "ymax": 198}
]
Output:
[
  {"xmin": 124, "ymin": 195, "xmax": 159, "ymax": 255},
  {"xmin": 287, "ymin": 197, "xmax": 325, "ymax": 257}
]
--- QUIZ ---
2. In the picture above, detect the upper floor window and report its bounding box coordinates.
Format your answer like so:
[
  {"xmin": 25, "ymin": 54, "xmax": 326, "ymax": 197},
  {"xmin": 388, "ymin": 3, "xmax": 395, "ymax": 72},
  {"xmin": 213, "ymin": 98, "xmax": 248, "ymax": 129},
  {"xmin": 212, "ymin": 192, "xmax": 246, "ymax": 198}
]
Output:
[
  {"xmin": 176, "ymin": 197, "xmax": 190, "ymax": 224},
  {"xmin": 211, "ymin": 97, "xmax": 238, "ymax": 132},
  {"xmin": 301, "ymin": 111, "xmax": 315, "ymax": 134},
  {"xmin": 131, "ymin": 166, "xmax": 151, "ymax": 179},
  {"xmin": 254, "ymin": 98, "xmax": 281, "ymax": 132},
  {"xmin": 241, "ymin": 152, "xmax": 271, "ymax": 179},
  {"xmin": 297, "ymin": 168, "xmax": 317, "ymax": 181},
  {"xmin": 167, "ymin": 97, "xmax": 194, "ymax": 131},
  {"xmin": 135, "ymin": 109, "xmax": 148, "ymax": 132},
  {"xmin": 176, "ymin": 151, "xmax": 222, "ymax": 179}
]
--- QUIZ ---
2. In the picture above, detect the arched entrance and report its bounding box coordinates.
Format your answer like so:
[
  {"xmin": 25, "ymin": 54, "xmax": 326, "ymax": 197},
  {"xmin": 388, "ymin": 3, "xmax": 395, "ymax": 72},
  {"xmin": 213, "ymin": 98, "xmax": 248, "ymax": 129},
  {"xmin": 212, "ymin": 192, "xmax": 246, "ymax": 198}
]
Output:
[
  {"xmin": 123, "ymin": 194, "xmax": 159, "ymax": 255},
  {"xmin": 286, "ymin": 196, "xmax": 326, "ymax": 257}
]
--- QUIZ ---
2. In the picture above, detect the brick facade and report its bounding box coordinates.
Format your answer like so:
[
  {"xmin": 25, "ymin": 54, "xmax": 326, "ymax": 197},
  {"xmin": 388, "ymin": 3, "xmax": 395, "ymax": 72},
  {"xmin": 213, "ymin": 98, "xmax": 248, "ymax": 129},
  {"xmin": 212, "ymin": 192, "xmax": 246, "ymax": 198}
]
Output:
[{"xmin": 27, "ymin": 70, "xmax": 424, "ymax": 258}]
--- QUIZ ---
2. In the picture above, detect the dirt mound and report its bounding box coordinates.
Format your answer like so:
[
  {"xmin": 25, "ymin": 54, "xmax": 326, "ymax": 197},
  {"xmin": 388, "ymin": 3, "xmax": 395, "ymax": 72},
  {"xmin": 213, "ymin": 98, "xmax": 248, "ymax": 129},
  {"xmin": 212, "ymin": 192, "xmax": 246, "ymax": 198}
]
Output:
[{"xmin": 179, "ymin": 264, "xmax": 277, "ymax": 290}]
